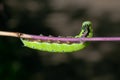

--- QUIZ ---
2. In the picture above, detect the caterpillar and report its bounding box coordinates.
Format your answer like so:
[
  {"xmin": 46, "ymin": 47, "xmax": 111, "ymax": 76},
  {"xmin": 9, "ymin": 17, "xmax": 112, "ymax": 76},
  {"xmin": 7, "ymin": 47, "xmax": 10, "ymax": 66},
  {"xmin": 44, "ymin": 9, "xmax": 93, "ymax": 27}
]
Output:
[{"xmin": 21, "ymin": 21, "xmax": 93, "ymax": 53}]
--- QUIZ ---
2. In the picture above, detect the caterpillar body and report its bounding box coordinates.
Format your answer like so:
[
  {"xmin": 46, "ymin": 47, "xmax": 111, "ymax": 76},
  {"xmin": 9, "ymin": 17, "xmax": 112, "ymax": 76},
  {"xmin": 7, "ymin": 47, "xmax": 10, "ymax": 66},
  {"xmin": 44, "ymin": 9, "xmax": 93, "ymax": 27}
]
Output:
[{"xmin": 21, "ymin": 21, "xmax": 93, "ymax": 53}]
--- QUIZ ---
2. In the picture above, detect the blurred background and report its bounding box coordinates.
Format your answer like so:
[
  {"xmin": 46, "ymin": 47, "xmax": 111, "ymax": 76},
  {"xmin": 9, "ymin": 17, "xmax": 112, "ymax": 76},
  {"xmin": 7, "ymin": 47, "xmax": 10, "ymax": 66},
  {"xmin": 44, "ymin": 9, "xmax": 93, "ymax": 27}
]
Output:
[{"xmin": 0, "ymin": 0, "xmax": 120, "ymax": 80}]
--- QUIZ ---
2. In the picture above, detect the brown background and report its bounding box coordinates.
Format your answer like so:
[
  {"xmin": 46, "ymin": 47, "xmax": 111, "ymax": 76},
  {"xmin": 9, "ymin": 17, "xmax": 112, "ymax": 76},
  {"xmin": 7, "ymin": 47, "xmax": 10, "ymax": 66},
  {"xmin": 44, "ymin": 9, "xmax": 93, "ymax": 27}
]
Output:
[{"xmin": 0, "ymin": 0, "xmax": 120, "ymax": 80}]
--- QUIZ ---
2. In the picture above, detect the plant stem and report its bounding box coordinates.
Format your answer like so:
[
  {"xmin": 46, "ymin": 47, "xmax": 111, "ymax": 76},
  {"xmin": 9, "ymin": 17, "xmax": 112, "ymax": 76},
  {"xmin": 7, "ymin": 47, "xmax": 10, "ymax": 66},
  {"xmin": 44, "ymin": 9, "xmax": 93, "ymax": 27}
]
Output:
[
  {"xmin": 0, "ymin": 31, "xmax": 31, "ymax": 38},
  {"xmin": 0, "ymin": 31, "xmax": 120, "ymax": 42}
]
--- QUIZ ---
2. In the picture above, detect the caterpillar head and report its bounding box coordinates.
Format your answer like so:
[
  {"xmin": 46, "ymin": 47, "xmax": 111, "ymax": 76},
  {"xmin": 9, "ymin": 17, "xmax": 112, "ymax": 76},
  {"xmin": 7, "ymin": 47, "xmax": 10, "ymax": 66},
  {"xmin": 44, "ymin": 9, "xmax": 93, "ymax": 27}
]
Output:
[
  {"xmin": 75, "ymin": 21, "xmax": 93, "ymax": 38},
  {"xmin": 82, "ymin": 21, "xmax": 92, "ymax": 28},
  {"xmin": 81, "ymin": 21, "xmax": 93, "ymax": 37}
]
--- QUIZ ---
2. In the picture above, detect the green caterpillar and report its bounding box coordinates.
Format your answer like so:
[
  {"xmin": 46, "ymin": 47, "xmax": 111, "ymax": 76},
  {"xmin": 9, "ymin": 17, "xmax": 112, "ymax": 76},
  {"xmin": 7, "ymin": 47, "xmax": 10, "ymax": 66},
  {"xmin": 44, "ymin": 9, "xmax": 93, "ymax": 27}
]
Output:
[{"xmin": 21, "ymin": 21, "xmax": 93, "ymax": 53}]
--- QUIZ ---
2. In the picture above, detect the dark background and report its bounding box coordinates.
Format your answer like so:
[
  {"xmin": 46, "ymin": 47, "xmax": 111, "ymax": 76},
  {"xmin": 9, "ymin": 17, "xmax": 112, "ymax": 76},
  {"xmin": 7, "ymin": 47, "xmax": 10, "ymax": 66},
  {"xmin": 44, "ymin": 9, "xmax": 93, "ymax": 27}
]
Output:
[{"xmin": 0, "ymin": 0, "xmax": 120, "ymax": 80}]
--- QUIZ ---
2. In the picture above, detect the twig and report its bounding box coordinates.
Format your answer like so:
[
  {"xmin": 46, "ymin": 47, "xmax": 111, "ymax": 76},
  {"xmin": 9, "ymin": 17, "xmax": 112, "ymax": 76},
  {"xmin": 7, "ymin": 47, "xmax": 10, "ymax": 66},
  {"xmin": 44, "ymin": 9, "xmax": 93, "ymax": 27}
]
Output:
[
  {"xmin": 0, "ymin": 31, "xmax": 120, "ymax": 43},
  {"xmin": 0, "ymin": 31, "xmax": 31, "ymax": 38}
]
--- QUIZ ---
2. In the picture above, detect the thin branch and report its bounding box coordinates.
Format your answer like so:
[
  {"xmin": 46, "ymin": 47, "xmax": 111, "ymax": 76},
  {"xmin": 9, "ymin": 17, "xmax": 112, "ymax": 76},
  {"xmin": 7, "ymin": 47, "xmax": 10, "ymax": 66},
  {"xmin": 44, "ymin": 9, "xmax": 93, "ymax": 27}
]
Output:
[
  {"xmin": 0, "ymin": 31, "xmax": 31, "ymax": 38},
  {"xmin": 0, "ymin": 31, "xmax": 120, "ymax": 42}
]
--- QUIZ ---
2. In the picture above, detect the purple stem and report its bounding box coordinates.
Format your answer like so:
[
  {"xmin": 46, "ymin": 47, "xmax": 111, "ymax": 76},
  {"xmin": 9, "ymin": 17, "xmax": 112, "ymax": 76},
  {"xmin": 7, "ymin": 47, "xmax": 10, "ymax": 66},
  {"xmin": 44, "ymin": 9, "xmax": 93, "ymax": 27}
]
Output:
[{"xmin": 30, "ymin": 34, "xmax": 120, "ymax": 43}]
